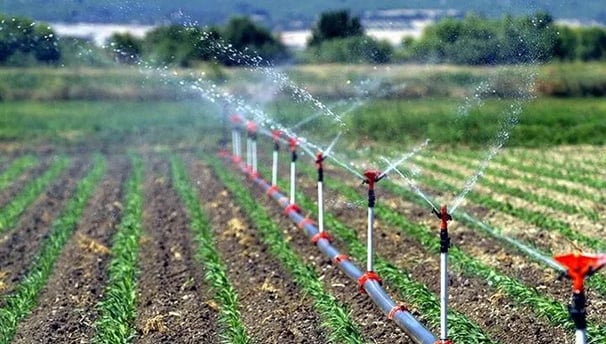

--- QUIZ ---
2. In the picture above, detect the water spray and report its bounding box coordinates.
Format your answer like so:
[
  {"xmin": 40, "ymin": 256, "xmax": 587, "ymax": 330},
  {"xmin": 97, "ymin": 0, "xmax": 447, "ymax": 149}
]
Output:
[
  {"xmin": 218, "ymin": 103, "xmax": 229, "ymax": 157},
  {"xmin": 554, "ymin": 253, "xmax": 606, "ymax": 344},
  {"xmin": 229, "ymin": 114, "xmax": 243, "ymax": 163},
  {"xmin": 432, "ymin": 205, "xmax": 453, "ymax": 344}
]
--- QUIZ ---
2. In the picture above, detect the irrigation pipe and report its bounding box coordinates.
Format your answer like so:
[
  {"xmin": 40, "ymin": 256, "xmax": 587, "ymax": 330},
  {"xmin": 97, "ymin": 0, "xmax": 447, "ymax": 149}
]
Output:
[{"xmin": 226, "ymin": 156, "xmax": 437, "ymax": 344}]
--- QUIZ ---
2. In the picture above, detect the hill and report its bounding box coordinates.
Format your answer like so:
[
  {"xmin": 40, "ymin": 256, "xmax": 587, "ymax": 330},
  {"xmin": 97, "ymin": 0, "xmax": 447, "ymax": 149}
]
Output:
[{"xmin": 3, "ymin": 0, "xmax": 606, "ymax": 29}]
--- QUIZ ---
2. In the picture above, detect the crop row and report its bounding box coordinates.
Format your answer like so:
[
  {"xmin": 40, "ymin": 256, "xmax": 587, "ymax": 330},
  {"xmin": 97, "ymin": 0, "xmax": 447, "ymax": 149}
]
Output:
[
  {"xmin": 171, "ymin": 156, "xmax": 250, "ymax": 344},
  {"xmin": 414, "ymin": 158, "xmax": 606, "ymax": 252},
  {"xmin": 316, "ymin": 167, "xmax": 606, "ymax": 340},
  {"xmin": 0, "ymin": 155, "xmax": 37, "ymax": 191},
  {"xmin": 266, "ymin": 165, "xmax": 496, "ymax": 344},
  {"xmin": 410, "ymin": 158, "xmax": 606, "ymax": 296},
  {"xmin": 458, "ymin": 149, "xmax": 605, "ymax": 193},
  {"xmin": 427, "ymin": 153, "xmax": 598, "ymax": 221},
  {"xmin": 449, "ymin": 151, "xmax": 603, "ymax": 205},
  {"xmin": 0, "ymin": 156, "xmax": 69, "ymax": 233},
  {"xmin": 0, "ymin": 155, "xmax": 106, "ymax": 343},
  {"xmin": 93, "ymin": 155, "xmax": 142, "ymax": 343},
  {"xmin": 206, "ymin": 155, "xmax": 367, "ymax": 344}
]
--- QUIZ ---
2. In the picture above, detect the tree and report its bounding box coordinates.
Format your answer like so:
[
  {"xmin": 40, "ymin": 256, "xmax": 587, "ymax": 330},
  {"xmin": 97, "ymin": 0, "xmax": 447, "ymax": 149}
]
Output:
[
  {"xmin": 0, "ymin": 15, "xmax": 60, "ymax": 65},
  {"xmin": 309, "ymin": 10, "xmax": 364, "ymax": 46},
  {"xmin": 220, "ymin": 16, "xmax": 288, "ymax": 65},
  {"xmin": 108, "ymin": 33, "xmax": 142, "ymax": 64}
]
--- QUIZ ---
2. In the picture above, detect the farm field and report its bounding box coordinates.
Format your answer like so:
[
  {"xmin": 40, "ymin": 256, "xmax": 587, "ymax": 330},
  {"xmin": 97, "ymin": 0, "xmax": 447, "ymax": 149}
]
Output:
[{"xmin": 0, "ymin": 93, "xmax": 604, "ymax": 343}]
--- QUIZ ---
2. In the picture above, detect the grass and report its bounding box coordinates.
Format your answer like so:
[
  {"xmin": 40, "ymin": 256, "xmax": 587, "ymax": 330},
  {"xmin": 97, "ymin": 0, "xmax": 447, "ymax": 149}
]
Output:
[
  {"xmin": 170, "ymin": 156, "xmax": 250, "ymax": 344},
  {"xmin": 206, "ymin": 154, "xmax": 367, "ymax": 344},
  {"xmin": 0, "ymin": 155, "xmax": 38, "ymax": 191},
  {"xmin": 260, "ymin": 164, "xmax": 496, "ymax": 344},
  {"xmin": 93, "ymin": 155, "xmax": 143, "ymax": 344},
  {"xmin": 0, "ymin": 154, "xmax": 106, "ymax": 343},
  {"xmin": 0, "ymin": 100, "xmax": 222, "ymax": 149},
  {"xmin": 0, "ymin": 156, "xmax": 70, "ymax": 233}
]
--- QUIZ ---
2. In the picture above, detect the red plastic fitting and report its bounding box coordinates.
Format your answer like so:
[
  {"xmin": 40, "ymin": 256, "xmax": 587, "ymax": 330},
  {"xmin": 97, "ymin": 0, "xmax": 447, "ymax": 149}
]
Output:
[
  {"xmin": 440, "ymin": 204, "xmax": 452, "ymax": 230},
  {"xmin": 333, "ymin": 254, "xmax": 349, "ymax": 265},
  {"xmin": 288, "ymin": 137, "xmax": 298, "ymax": 152},
  {"xmin": 246, "ymin": 121, "xmax": 257, "ymax": 135},
  {"xmin": 554, "ymin": 253, "xmax": 606, "ymax": 292},
  {"xmin": 297, "ymin": 217, "xmax": 315, "ymax": 229},
  {"xmin": 311, "ymin": 231, "xmax": 331, "ymax": 245},
  {"xmin": 232, "ymin": 155, "xmax": 241, "ymax": 163},
  {"xmin": 266, "ymin": 185, "xmax": 279, "ymax": 197},
  {"xmin": 434, "ymin": 340, "xmax": 453, "ymax": 344},
  {"xmin": 284, "ymin": 203, "xmax": 301, "ymax": 215},
  {"xmin": 229, "ymin": 114, "xmax": 243, "ymax": 124},
  {"xmin": 363, "ymin": 169, "xmax": 382, "ymax": 190},
  {"xmin": 272, "ymin": 129, "xmax": 282, "ymax": 142},
  {"xmin": 315, "ymin": 152, "xmax": 324, "ymax": 169},
  {"xmin": 388, "ymin": 304, "xmax": 409, "ymax": 320},
  {"xmin": 358, "ymin": 271, "xmax": 382, "ymax": 294}
]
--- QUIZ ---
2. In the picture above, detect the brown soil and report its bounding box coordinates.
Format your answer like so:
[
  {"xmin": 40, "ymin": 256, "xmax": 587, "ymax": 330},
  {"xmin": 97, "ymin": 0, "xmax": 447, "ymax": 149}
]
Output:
[
  {"xmin": 133, "ymin": 156, "xmax": 219, "ymax": 343},
  {"xmin": 187, "ymin": 156, "xmax": 328, "ymax": 343},
  {"xmin": 0, "ymin": 158, "xmax": 51, "ymax": 210},
  {"xmin": 12, "ymin": 156, "xmax": 128, "ymax": 343},
  {"xmin": 0, "ymin": 158, "xmax": 90, "ymax": 300},
  {"xmin": 279, "ymin": 162, "xmax": 572, "ymax": 343}
]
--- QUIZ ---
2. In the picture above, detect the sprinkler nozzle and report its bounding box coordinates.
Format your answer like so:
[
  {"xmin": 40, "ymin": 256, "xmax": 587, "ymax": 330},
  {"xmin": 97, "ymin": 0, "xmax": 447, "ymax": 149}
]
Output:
[
  {"xmin": 246, "ymin": 121, "xmax": 257, "ymax": 134},
  {"xmin": 433, "ymin": 205, "xmax": 452, "ymax": 227},
  {"xmin": 363, "ymin": 169, "xmax": 384, "ymax": 189},
  {"xmin": 229, "ymin": 114, "xmax": 243, "ymax": 124},
  {"xmin": 272, "ymin": 129, "xmax": 282, "ymax": 142},
  {"xmin": 554, "ymin": 253, "xmax": 606, "ymax": 292},
  {"xmin": 288, "ymin": 137, "xmax": 298, "ymax": 152}
]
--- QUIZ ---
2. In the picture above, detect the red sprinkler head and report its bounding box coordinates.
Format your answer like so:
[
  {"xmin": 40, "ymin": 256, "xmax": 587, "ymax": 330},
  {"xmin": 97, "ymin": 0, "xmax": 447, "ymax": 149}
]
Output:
[
  {"xmin": 229, "ymin": 114, "xmax": 243, "ymax": 124},
  {"xmin": 272, "ymin": 129, "xmax": 282, "ymax": 142},
  {"xmin": 432, "ymin": 205, "xmax": 452, "ymax": 229},
  {"xmin": 555, "ymin": 253, "xmax": 606, "ymax": 293},
  {"xmin": 316, "ymin": 152, "xmax": 325, "ymax": 168},
  {"xmin": 246, "ymin": 121, "xmax": 257, "ymax": 134},
  {"xmin": 363, "ymin": 169, "xmax": 383, "ymax": 190},
  {"xmin": 288, "ymin": 137, "xmax": 298, "ymax": 152}
]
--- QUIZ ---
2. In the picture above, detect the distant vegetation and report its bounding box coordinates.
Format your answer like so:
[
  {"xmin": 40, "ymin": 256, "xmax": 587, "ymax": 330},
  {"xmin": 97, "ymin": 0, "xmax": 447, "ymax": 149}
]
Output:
[{"xmin": 3, "ymin": 10, "xmax": 606, "ymax": 68}]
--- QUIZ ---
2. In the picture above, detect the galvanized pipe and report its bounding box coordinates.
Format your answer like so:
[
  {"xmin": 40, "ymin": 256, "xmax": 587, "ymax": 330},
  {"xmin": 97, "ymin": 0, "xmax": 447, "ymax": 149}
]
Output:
[
  {"xmin": 576, "ymin": 329, "xmax": 586, "ymax": 344},
  {"xmin": 231, "ymin": 158, "xmax": 436, "ymax": 344},
  {"xmin": 272, "ymin": 150, "xmax": 278, "ymax": 187}
]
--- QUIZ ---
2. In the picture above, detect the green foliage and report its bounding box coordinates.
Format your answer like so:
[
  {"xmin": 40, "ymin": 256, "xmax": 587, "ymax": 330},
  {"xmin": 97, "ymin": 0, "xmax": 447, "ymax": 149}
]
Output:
[
  {"xmin": 304, "ymin": 36, "xmax": 393, "ymax": 64},
  {"xmin": 0, "ymin": 157, "xmax": 69, "ymax": 233},
  {"xmin": 142, "ymin": 25, "xmax": 217, "ymax": 67},
  {"xmin": 170, "ymin": 156, "xmax": 250, "ymax": 344},
  {"xmin": 0, "ymin": 155, "xmax": 105, "ymax": 343},
  {"xmin": 309, "ymin": 10, "xmax": 364, "ymax": 46},
  {"xmin": 0, "ymin": 14, "xmax": 60, "ymax": 65},
  {"xmin": 410, "ymin": 12, "xmax": 559, "ymax": 65},
  {"xmin": 207, "ymin": 155, "xmax": 366, "ymax": 344},
  {"xmin": 108, "ymin": 33, "xmax": 142, "ymax": 64},
  {"xmin": 93, "ymin": 155, "xmax": 143, "ymax": 344},
  {"xmin": 0, "ymin": 155, "xmax": 37, "ymax": 191},
  {"xmin": 221, "ymin": 16, "xmax": 288, "ymax": 65}
]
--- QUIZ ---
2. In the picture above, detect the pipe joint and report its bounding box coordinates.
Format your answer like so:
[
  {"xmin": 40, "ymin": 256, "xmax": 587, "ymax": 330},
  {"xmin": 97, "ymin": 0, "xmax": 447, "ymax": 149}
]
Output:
[{"xmin": 358, "ymin": 271, "xmax": 382, "ymax": 294}]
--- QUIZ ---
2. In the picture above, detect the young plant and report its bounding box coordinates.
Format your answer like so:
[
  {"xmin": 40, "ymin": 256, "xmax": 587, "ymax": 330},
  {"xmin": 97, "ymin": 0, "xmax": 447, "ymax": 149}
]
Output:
[
  {"xmin": 170, "ymin": 156, "xmax": 250, "ymax": 344},
  {"xmin": 0, "ymin": 155, "xmax": 105, "ymax": 343},
  {"xmin": 93, "ymin": 155, "xmax": 143, "ymax": 343}
]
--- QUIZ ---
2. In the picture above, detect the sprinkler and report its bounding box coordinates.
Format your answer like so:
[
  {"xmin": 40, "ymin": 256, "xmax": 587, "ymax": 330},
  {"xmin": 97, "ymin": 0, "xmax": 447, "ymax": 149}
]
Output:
[
  {"xmin": 308, "ymin": 133, "xmax": 341, "ymax": 234},
  {"xmin": 432, "ymin": 205, "xmax": 453, "ymax": 344},
  {"xmin": 229, "ymin": 114, "xmax": 243, "ymax": 163},
  {"xmin": 288, "ymin": 136, "xmax": 299, "ymax": 207},
  {"xmin": 554, "ymin": 253, "xmax": 606, "ymax": 344},
  {"xmin": 362, "ymin": 169, "xmax": 385, "ymax": 276},
  {"xmin": 271, "ymin": 129, "xmax": 282, "ymax": 187},
  {"xmin": 246, "ymin": 121, "xmax": 258, "ymax": 176}
]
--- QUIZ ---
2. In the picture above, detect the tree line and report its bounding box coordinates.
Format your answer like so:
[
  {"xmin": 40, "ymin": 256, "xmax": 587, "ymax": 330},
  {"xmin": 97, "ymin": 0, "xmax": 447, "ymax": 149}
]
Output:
[{"xmin": 1, "ymin": 10, "xmax": 605, "ymax": 67}]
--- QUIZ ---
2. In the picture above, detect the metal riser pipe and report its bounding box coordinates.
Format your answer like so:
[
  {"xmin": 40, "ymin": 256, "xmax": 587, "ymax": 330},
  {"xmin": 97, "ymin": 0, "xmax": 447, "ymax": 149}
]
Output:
[{"xmin": 231, "ymin": 159, "xmax": 436, "ymax": 344}]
